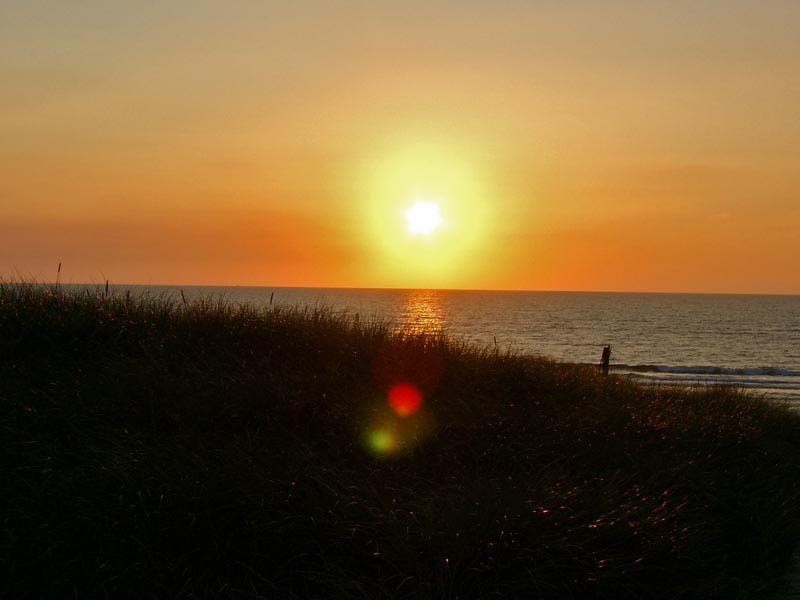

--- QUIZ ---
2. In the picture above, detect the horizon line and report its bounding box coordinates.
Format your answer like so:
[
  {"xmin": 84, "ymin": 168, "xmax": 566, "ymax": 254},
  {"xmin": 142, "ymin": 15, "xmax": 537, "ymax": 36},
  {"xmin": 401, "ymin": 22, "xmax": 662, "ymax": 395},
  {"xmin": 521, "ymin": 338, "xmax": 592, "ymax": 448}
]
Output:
[{"xmin": 19, "ymin": 279, "xmax": 800, "ymax": 298}]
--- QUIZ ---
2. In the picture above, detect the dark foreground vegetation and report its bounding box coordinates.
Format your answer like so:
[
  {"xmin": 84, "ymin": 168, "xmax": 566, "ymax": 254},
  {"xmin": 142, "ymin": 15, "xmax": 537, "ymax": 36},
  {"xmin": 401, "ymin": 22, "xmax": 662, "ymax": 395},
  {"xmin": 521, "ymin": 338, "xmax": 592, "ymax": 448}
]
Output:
[{"xmin": 2, "ymin": 283, "xmax": 800, "ymax": 599}]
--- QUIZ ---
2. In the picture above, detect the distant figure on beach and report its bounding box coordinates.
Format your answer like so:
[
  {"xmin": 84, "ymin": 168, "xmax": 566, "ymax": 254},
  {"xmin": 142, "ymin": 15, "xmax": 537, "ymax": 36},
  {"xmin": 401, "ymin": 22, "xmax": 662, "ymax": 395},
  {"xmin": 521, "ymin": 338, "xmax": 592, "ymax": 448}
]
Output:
[{"xmin": 601, "ymin": 345, "xmax": 611, "ymax": 375}]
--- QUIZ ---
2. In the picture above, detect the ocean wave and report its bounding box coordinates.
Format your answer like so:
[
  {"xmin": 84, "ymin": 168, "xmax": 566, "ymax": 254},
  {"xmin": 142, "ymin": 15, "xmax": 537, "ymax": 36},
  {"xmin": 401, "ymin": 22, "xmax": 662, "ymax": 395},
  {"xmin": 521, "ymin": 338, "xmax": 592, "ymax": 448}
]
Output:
[
  {"xmin": 626, "ymin": 373, "xmax": 800, "ymax": 388},
  {"xmin": 611, "ymin": 364, "xmax": 800, "ymax": 377}
]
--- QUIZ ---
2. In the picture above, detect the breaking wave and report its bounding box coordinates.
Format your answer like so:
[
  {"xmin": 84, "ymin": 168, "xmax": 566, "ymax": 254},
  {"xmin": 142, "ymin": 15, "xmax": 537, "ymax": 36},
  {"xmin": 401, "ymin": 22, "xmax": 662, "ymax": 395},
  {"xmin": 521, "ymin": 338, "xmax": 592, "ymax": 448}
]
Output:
[
  {"xmin": 612, "ymin": 364, "xmax": 800, "ymax": 377},
  {"xmin": 605, "ymin": 366, "xmax": 800, "ymax": 401}
]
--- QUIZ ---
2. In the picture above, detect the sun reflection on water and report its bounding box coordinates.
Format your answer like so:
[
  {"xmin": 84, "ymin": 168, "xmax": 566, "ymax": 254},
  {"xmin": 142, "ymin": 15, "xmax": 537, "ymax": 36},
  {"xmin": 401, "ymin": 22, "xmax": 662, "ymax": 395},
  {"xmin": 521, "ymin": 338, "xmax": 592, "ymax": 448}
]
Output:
[{"xmin": 397, "ymin": 290, "xmax": 446, "ymax": 334}]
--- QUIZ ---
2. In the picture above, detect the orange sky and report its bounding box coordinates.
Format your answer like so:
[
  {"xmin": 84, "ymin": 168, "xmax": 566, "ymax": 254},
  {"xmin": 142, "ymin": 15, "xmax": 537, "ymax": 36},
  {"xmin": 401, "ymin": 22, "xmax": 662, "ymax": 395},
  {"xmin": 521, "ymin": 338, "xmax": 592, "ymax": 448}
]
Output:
[{"xmin": 2, "ymin": 1, "xmax": 799, "ymax": 293}]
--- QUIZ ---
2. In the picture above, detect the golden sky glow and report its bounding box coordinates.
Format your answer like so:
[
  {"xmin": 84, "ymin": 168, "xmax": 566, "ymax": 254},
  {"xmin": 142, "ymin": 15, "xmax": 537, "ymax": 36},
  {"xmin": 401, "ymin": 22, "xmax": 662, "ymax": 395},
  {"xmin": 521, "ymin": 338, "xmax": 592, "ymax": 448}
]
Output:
[{"xmin": 2, "ymin": 1, "xmax": 799, "ymax": 293}]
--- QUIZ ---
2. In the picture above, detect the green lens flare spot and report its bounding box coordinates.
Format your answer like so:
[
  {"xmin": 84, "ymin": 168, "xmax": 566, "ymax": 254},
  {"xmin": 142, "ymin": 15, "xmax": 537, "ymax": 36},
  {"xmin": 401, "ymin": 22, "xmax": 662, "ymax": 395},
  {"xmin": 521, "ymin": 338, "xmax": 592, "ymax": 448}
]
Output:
[{"xmin": 368, "ymin": 428, "xmax": 396, "ymax": 454}]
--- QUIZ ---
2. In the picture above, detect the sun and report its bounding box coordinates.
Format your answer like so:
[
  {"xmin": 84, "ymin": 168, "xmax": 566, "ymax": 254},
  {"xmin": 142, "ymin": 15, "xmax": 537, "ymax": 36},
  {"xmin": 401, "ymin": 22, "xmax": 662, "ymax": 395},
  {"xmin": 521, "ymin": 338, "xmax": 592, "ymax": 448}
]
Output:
[
  {"xmin": 405, "ymin": 200, "xmax": 443, "ymax": 236},
  {"xmin": 358, "ymin": 138, "xmax": 493, "ymax": 286}
]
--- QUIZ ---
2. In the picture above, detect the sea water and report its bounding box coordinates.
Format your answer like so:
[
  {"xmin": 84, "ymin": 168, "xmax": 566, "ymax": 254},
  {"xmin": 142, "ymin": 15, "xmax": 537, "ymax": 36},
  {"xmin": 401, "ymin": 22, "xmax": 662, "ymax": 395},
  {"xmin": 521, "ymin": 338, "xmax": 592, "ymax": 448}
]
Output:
[{"xmin": 79, "ymin": 285, "xmax": 800, "ymax": 403}]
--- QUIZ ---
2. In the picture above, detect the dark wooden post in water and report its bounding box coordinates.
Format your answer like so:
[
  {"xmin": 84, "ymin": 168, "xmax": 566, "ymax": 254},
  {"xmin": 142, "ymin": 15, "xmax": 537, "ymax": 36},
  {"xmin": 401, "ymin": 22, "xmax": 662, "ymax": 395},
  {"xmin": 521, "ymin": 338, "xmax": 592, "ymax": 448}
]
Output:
[{"xmin": 601, "ymin": 345, "xmax": 611, "ymax": 375}]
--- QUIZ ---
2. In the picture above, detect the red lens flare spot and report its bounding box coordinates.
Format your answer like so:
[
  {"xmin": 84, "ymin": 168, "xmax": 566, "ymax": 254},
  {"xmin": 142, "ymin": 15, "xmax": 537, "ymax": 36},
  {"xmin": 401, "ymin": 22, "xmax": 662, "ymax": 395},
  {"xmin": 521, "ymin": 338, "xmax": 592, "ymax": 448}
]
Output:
[{"xmin": 388, "ymin": 383, "xmax": 423, "ymax": 417}]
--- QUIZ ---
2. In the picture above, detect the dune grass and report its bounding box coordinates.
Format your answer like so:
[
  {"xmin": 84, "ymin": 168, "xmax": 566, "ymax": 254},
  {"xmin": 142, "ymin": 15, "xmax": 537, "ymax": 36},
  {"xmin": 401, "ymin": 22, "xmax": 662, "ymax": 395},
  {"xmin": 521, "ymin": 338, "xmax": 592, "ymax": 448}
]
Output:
[{"xmin": 2, "ymin": 282, "xmax": 799, "ymax": 599}]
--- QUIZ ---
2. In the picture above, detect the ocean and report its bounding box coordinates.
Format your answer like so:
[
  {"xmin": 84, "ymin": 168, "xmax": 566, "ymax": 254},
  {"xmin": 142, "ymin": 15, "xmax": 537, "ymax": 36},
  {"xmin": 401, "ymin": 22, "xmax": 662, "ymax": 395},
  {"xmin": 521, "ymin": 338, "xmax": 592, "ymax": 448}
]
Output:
[{"xmin": 82, "ymin": 285, "xmax": 800, "ymax": 403}]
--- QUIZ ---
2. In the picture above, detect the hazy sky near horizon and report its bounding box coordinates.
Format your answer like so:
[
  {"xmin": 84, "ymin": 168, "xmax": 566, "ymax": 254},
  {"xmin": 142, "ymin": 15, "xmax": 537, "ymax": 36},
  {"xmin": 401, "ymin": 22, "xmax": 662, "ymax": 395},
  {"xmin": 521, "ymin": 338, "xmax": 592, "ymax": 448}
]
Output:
[{"xmin": 2, "ymin": 1, "xmax": 799, "ymax": 293}]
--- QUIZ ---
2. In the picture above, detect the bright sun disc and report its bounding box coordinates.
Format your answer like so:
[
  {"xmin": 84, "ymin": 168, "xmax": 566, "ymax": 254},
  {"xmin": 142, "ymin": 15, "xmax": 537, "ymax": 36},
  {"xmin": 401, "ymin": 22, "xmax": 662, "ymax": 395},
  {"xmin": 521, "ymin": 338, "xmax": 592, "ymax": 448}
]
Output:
[{"xmin": 406, "ymin": 201, "xmax": 443, "ymax": 236}]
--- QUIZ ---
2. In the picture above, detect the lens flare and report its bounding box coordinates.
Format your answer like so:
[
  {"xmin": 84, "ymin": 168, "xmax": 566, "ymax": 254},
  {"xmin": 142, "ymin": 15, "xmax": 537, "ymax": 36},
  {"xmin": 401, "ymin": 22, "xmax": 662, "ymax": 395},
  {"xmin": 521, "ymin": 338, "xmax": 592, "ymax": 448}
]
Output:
[
  {"xmin": 388, "ymin": 383, "xmax": 423, "ymax": 417},
  {"xmin": 368, "ymin": 428, "xmax": 397, "ymax": 454}
]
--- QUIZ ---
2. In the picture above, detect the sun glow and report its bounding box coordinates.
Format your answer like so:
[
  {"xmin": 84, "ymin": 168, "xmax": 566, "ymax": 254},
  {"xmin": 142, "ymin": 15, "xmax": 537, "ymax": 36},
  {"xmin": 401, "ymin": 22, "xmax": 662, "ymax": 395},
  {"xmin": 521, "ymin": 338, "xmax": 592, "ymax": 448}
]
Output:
[
  {"xmin": 406, "ymin": 201, "xmax": 443, "ymax": 236},
  {"xmin": 358, "ymin": 137, "xmax": 494, "ymax": 287}
]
